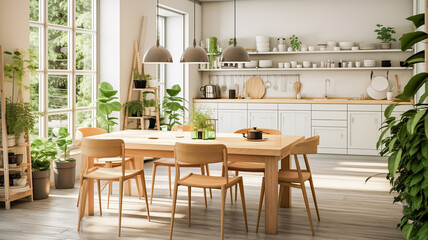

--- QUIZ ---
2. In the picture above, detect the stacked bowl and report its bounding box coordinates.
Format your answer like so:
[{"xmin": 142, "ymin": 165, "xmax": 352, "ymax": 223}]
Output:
[{"xmin": 256, "ymin": 36, "xmax": 270, "ymax": 52}]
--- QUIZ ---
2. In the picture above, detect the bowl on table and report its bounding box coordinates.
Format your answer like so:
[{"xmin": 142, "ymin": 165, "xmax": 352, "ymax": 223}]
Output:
[{"xmin": 339, "ymin": 41, "xmax": 354, "ymax": 50}]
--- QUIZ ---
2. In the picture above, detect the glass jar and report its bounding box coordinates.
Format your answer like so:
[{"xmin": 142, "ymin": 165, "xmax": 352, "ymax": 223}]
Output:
[
  {"xmin": 191, "ymin": 128, "xmax": 203, "ymax": 139},
  {"xmin": 203, "ymin": 119, "xmax": 216, "ymax": 140}
]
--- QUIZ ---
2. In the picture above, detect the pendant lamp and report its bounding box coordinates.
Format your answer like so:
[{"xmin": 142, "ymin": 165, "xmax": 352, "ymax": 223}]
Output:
[
  {"xmin": 143, "ymin": 0, "xmax": 173, "ymax": 63},
  {"xmin": 180, "ymin": 0, "xmax": 208, "ymax": 63},
  {"xmin": 221, "ymin": 0, "xmax": 249, "ymax": 63}
]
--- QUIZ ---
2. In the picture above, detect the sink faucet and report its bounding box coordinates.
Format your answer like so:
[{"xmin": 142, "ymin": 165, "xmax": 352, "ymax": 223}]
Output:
[{"xmin": 324, "ymin": 79, "xmax": 331, "ymax": 99}]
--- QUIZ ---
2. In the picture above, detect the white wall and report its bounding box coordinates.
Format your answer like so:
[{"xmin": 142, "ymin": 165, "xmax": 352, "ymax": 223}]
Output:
[{"xmin": 200, "ymin": 0, "xmax": 414, "ymax": 99}]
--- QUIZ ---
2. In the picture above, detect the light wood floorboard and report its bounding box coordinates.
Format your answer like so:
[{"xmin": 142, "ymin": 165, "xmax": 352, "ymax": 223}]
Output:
[{"xmin": 0, "ymin": 155, "xmax": 403, "ymax": 239}]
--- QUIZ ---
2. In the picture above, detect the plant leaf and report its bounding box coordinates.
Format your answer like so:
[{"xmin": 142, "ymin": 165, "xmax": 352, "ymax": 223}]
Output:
[
  {"xmin": 410, "ymin": 110, "xmax": 426, "ymax": 134},
  {"xmin": 402, "ymin": 223, "xmax": 413, "ymax": 240},
  {"xmin": 389, "ymin": 149, "xmax": 402, "ymax": 178},
  {"xmin": 410, "ymin": 173, "xmax": 424, "ymax": 186},
  {"xmin": 396, "ymin": 72, "xmax": 428, "ymax": 101},
  {"xmin": 425, "ymin": 115, "xmax": 428, "ymax": 139},
  {"xmin": 99, "ymin": 87, "xmax": 118, "ymax": 98},
  {"xmin": 404, "ymin": 50, "xmax": 425, "ymax": 66},
  {"xmin": 166, "ymin": 84, "xmax": 181, "ymax": 97},
  {"xmin": 384, "ymin": 104, "xmax": 397, "ymax": 118},
  {"xmin": 407, "ymin": 13, "xmax": 425, "ymax": 28},
  {"xmin": 418, "ymin": 92, "xmax": 428, "ymax": 105},
  {"xmin": 400, "ymin": 31, "xmax": 428, "ymax": 51}
]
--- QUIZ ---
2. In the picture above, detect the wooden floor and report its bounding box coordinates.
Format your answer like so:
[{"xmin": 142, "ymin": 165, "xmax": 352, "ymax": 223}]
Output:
[{"xmin": 0, "ymin": 155, "xmax": 403, "ymax": 240}]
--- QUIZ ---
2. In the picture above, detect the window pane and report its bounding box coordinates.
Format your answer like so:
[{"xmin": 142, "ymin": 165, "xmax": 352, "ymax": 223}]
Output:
[
  {"xmin": 30, "ymin": 0, "xmax": 40, "ymax": 22},
  {"xmin": 76, "ymin": 33, "xmax": 93, "ymax": 70},
  {"xmin": 48, "ymin": 74, "xmax": 69, "ymax": 110},
  {"xmin": 48, "ymin": 29, "xmax": 69, "ymax": 69},
  {"xmin": 31, "ymin": 117, "xmax": 41, "ymax": 140},
  {"xmin": 30, "ymin": 26, "xmax": 41, "ymax": 70},
  {"xmin": 48, "ymin": 0, "xmax": 69, "ymax": 26},
  {"xmin": 30, "ymin": 73, "xmax": 41, "ymax": 111},
  {"xmin": 76, "ymin": 0, "xmax": 93, "ymax": 29},
  {"xmin": 76, "ymin": 110, "xmax": 93, "ymax": 129},
  {"xmin": 76, "ymin": 75, "xmax": 94, "ymax": 107},
  {"xmin": 48, "ymin": 113, "xmax": 69, "ymax": 137}
]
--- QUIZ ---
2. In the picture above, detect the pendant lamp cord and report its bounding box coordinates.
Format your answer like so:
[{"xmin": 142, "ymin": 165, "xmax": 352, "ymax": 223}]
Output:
[
  {"xmin": 234, "ymin": 0, "xmax": 237, "ymax": 46},
  {"xmin": 193, "ymin": 0, "xmax": 196, "ymax": 47},
  {"xmin": 156, "ymin": 0, "xmax": 160, "ymax": 47}
]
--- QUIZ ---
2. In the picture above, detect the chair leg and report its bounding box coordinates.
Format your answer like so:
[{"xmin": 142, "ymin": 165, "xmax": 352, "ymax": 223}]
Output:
[
  {"xmin": 188, "ymin": 186, "xmax": 191, "ymax": 227},
  {"xmin": 229, "ymin": 187, "xmax": 233, "ymax": 205},
  {"xmin": 238, "ymin": 180, "xmax": 248, "ymax": 232},
  {"xmin": 131, "ymin": 159, "xmax": 142, "ymax": 200},
  {"xmin": 200, "ymin": 166, "xmax": 208, "ymax": 208},
  {"xmin": 97, "ymin": 179, "xmax": 102, "ymax": 216},
  {"xmin": 301, "ymin": 182, "xmax": 315, "ymax": 235},
  {"xmin": 77, "ymin": 179, "xmax": 87, "ymax": 232},
  {"xmin": 278, "ymin": 185, "xmax": 284, "ymax": 209},
  {"xmin": 77, "ymin": 174, "xmax": 83, "ymax": 207},
  {"xmin": 221, "ymin": 185, "xmax": 226, "ymax": 240},
  {"xmin": 150, "ymin": 163, "xmax": 157, "ymax": 204},
  {"xmin": 205, "ymin": 164, "xmax": 213, "ymax": 198},
  {"xmin": 118, "ymin": 179, "xmax": 124, "ymax": 237},
  {"xmin": 309, "ymin": 177, "xmax": 320, "ymax": 221},
  {"xmin": 169, "ymin": 183, "xmax": 179, "ymax": 240},
  {"xmin": 107, "ymin": 181, "xmax": 112, "ymax": 209},
  {"xmin": 256, "ymin": 177, "xmax": 265, "ymax": 233},
  {"xmin": 168, "ymin": 166, "xmax": 172, "ymax": 197},
  {"xmin": 140, "ymin": 171, "xmax": 150, "ymax": 221},
  {"xmin": 235, "ymin": 171, "xmax": 239, "ymax": 201}
]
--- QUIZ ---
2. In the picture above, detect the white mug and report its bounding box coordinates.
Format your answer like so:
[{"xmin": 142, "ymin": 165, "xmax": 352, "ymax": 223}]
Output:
[
  {"xmin": 278, "ymin": 45, "xmax": 286, "ymax": 52},
  {"xmin": 348, "ymin": 62, "xmax": 353, "ymax": 68},
  {"xmin": 301, "ymin": 45, "xmax": 308, "ymax": 51},
  {"xmin": 355, "ymin": 61, "xmax": 361, "ymax": 68},
  {"xmin": 333, "ymin": 46, "xmax": 341, "ymax": 51},
  {"xmin": 238, "ymin": 63, "xmax": 244, "ymax": 69},
  {"xmin": 278, "ymin": 62, "xmax": 284, "ymax": 68},
  {"xmin": 312, "ymin": 63, "xmax": 317, "ymax": 68},
  {"xmin": 308, "ymin": 46, "xmax": 315, "ymax": 51},
  {"xmin": 387, "ymin": 92, "xmax": 393, "ymax": 100},
  {"xmin": 284, "ymin": 62, "xmax": 291, "ymax": 68},
  {"xmin": 287, "ymin": 47, "xmax": 293, "ymax": 52},
  {"xmin": 290, "ymin": 61, "xmax": 297, "ymax": 68}
]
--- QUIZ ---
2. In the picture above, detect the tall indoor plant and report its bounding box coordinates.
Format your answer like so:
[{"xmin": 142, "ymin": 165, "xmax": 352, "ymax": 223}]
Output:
[
  {"xmin": 97, "ymin": 81, "xmax": 122, "ymax": 132},
  {"xmin": 162, "ymin": 84, "xmax": 188, "ymax": 131},
  {"xmin": 376, "ymin": 13, "xmax": 428, "ymax": 240}
]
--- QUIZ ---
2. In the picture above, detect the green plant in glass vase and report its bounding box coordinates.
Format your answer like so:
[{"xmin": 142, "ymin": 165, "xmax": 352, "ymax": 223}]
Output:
[
  {"xmin": 162, "ymin": 84, "xmax": 188, "ymax": 131},
  {"xmin": 189, "ymin": 107, "xmax": 214, "ymax": 139},
  {"xmin": 97, "ymin": 82, "xmax": 122, "ymax": 132},
  {"xmin": 374, "ymin": 13, "xmax": 428, "ymax": 240}
]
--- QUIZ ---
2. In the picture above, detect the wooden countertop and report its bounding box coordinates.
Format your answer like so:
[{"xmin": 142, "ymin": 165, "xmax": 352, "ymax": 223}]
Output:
[{"xmin": 193, "ymin": 98, "xmax": 412, "ymax": 105}]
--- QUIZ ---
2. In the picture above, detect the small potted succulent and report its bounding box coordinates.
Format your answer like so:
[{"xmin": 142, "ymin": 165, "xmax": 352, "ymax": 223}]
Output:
[
  {"xmin": 53, "ymin": 127, "xmax": 76, "ymax": 189},
  {"xmin": 133, "ymin": 71, "xmax": 147, "ymax": 89},
  {"xmin": 290, "ymin": 35, "xmax": 302, "ymax": 51},
  {"xmin": 375, "ymin": 24, "xmax": 396, "ymax": 49},
  {"xmin": 124, "ymin": 100, "xmax": 143, "ymax": 117},
  {"xmin": 31, "ymin": 137, "xmax": 56, "ymax": 200}
]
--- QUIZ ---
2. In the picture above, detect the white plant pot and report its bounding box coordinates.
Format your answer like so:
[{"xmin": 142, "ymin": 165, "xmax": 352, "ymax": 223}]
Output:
[
  {"xmin": 144, "ymin": 120, "xmax": 150, "ymax": 129},
  {"xmin": 380, "ymin": 42, "xmax": 391, "ymax": 49},
  {"xmin": 148, "ymin": 80, "xmax": 157, "ymax": 88},
  {"xmin": 18, "ymin": 132, "xmax": 26, "ymax": 145},
  {"xmin": 7, "ymin": 134, "xmax": 15, "ymax": 147},
  {"xmin": 150, "ymin": 107, "xmax": 156, "ymax": 116},
  {"xmin": 144, "ymin": 107, "xmax": 150, "ymax": 116}
]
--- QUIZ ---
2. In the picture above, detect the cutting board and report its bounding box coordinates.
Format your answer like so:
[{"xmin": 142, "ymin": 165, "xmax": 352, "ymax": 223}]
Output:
[{"xmin": 245, "ymin": 76, "xmax": 265, "ymax": 99}]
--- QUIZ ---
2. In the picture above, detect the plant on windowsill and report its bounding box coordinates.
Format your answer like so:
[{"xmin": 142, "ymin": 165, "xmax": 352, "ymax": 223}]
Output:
[
  {"xmin": 53, "ymin": 127, "xmax": 76, "ymax": 189},
  {"xmin": 162, "ymin": 84, "xmax": 188, "ymax": 131},
  {"xmin": 97, "ymin": 81, "xmax": 122, "ymax": 133},
  {"xmin": 374, "ymin": 13, "xmax": 428, "ymax": 240},
  {"xmin": 31, "ymin": 137, "xmax": 56, "ymax": 200},
  {"xmin": 124, "ymin": 100, "xmax": 143, "ymax": 117},
  {"xmin": 189, "ymin": 107, "xmax": 214, "ymax": 139},
  {"xmin": 375, "ymin": 24, "xmax": 396, "ymax": 49},
  {"xmin": 290, "ymin": 35, "xmax": 301, "ymax": 51}
]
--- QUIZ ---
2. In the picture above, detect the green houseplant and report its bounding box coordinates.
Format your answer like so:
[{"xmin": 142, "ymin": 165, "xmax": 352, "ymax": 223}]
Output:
[
  {"xmin": 97, "ymin": 81, "xmax": 122, "ymax": 133},
  {"xmin": 208, "ymin": 37, "xmax": 221, "ymax": 69},
  {"xmin": 375, "ymin": 13, "xmax": 428, "ymax": 240},
  {"xmin": 53, "ymin": 127, "xmax": 76, "ymax": 189},
  {"xmin": 133, "ymin": 71, "xmax": 147, "ymax": 89},
  {"xmin": 149, "ymin": 99, "xmax": 156, "ymax": 116},
  {"xmin": 31, "ymin": 137, "xmax": 56, "ymax": 200},
  {"xmin": 162, "ymin": 84, "xmax": 188, "ymax": 131},
  {"xmin": 375, "ymin": 24, "xmax": 396, "ymax": 49},
  {"xmin": 124, "ymin": 100, "xmax": 143, "ymax": 117},
  {"xmin": 189, "ymin": 107, "xmax": 214, "ymax": 139},
  {"xmin": 5, "ymin": 100, "xmax": 37, "ymax": 144},
  {"xmin": 290, "ymin": 35, "xmax": 302, "ymax": 51}
]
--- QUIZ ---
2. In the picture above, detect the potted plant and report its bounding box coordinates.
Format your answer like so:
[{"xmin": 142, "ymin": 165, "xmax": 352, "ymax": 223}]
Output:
[
  {"xmin": 124, "ymin": 100, "xmax": 143, "ymax": 117},
  {"xmin": 290, "ymin": 35, "xmax": 302, "ymax": 51},
  {"xmin": 145, "ymin": 74, "xmax": 157, "ymax": 88},
  {"xmin": 97, "ymin": 81, "xmax": 122, "ymax": 133},
  {"xmin": 162, "ymin": 84, "xmax": 188, "ymax": 130},
  {"xmin": 144, "ymin": 100, "xmax": 151, "ymax": 116},
  {"xmin": 373, "ymin": 13, "xmax": 427, "ymax": 239},
  {"xmin": 133, "ymin": 71, "xmax": 147, "ymax": 89},
  {"xmin": 189, "ymin": 107, "xmax": 213, "ymax": 139},
  {"xmin": 31, "ymin": 137, "xmax": 56, "ymax": 200},
  {"xmin": 375, "ymin": 24, "xmax": 396, "ymax": 49},
  {"xmin": 208, "ymin": 37, "xmax": 221, "ymax": 69},
  {"xmin": 149, "ymin": 99, "xmax": 156, "ymax": 116},
  {"xmin": 53, "ymin": 127, "xmax": 76, "ymax": 189}
]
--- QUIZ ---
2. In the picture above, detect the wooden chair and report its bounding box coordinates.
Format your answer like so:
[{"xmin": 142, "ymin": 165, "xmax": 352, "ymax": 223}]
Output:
[
  {"xmin": 76, "ymin": 127, "xmax": 140, "ymax": 209},
  {"xmin": 150, "ymin": 125, "xmax": 213, "ymax": 206},
  {"xmin": 229, "ymin": 128, "xmax": 282, "ymax": 202},
  {"xmin": 256, "ymin": 136, "xmax": 320, "ymax": 235},
  {"xmin": 169, "ymin": 143, "xmax": 248, "ymax": 240},
  {"xmin": 77, "ymin": 138, "xmax": 150, "ymax": 237}
]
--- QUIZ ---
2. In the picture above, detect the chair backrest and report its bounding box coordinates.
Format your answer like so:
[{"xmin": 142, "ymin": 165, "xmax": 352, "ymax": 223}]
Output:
[
  {"xmin": 234, "ymin": 128, "xmax": 281, "ymax": 135},
  {"xmin": 75, "ymin": 127, "xmax": 108, "ymax": 146},
  {"xmin": 290, "ymin": 136, "xmax": 319, "ymax": 155},
  {"xmin": 81, "ymin": 138, "xmax": 126, "ymax": 175},
  {"xmin": 172, "ymin": 125, "xmax": 193, "ymax": 132}
]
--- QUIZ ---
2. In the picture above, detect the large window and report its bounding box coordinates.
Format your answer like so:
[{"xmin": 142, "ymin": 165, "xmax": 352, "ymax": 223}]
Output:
[{"xmin": 30, "ymin": 0, "xmax": 97, "ymax": 139}]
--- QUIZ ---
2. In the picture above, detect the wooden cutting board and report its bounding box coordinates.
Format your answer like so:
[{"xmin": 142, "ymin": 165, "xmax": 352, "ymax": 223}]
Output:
[{"xmin": 245, "ymin": 76, "xmax": 265, "ymax": 99}]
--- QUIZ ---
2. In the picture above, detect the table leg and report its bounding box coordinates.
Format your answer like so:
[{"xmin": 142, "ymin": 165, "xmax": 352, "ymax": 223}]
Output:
[
  {"xmin": 81, "ymin": 156, "xmax": 94, "ymax": 216},
  {"xmin": 280, "ymin": 155, "xmax": 291, "ymax": 208},
  {"xmin": 125, "ymin": 161, "xmax": 132, "ymax": 196},
  {"xmin": 264, "ymin": 156, "xmax": 278, "ymax": 234}
]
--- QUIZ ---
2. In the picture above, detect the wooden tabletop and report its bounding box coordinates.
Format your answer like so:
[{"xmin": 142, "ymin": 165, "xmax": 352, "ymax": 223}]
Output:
[{"xmin": 89, "ymin": 130, "xmax": 303, "ymax": 157}]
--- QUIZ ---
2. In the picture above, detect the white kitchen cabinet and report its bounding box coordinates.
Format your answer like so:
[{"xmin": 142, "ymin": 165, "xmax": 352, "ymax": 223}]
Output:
[
  {"xmin": 278, "ymin": 111, "xmax": 311, "ymax": 137},
  {"xmin": 217, "ymin": 110, "xmax": 247, "ymax": 133},
  {"xmin": 248, "ymin": 110, "xmax": 278, "ymax": 130},
  {"xmin": 312, "ymin": 126, "xmax": 347, "ymax": 154},
  {"xmin": 348, "ymin": 112, "xmax": 382, "ymax": 155}
]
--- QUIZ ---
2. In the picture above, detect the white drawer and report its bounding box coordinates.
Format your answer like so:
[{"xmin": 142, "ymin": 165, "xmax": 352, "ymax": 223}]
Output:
[
  {"xmin": 218, "ymin": 103, "xmax": 247, "ymax": 110},
  {"xmin": 318, "ymin": 148, "xmax": 348, "ymax": 154},
  {"xmin": 193, "ymin": 103, "xmax": 217, "ymax": 110},
  {"xmin": 312, "ymin": 111, "xmax": 347, "ymax": 120},
  {"xmin": 312, "ymin": 126, "xmax": 347, "ymax": 149},
  {"xmin": 312, "ymin": 104, "xmax": 347, "ymax": 111},
  {"xmin": 381, "ymin": 104, "xmax": 413, "ymax": 112},
  {"xmin": 248, "ymin": 103, "xmax": 277, "ymax": 110},
  {"xmin": 312, "ymin": 120, "xmax": 347, "ymax": 127},
  {"xmin": 348, "ymin": 104, "xmax": 381, "ymax": 112},
  {"xmin": 278, "ymin": 104, "xmax": 311, "ymax": 111}
]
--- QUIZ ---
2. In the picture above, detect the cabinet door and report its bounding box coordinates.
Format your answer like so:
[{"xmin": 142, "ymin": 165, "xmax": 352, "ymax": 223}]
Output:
[
  {"xmin": 348, "ymin": 112, "xmax": 381, "ymax": 150},
  {"xmin": 217, "ymin": 110, "xmax": 247, "ymax": 133},
  {"xmin": 279, "ymin": 111, "xmax": 311, "ymax": 137},
  {"xmin": 312, "ymin": 126, "xmax": 347, "ymax": 149},
  {"xmin": 248, "ymin": 110, "xmax": 278, "ymax": 130}
]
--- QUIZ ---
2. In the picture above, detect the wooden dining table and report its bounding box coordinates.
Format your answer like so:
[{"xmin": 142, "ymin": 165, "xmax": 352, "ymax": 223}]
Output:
[{"xmin": 82, "ymin": 130, "xmax": 304, "ymax": 234}]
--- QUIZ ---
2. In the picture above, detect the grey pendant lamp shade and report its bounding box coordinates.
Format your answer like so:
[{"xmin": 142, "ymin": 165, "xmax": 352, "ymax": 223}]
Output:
[
  {"xmin": 180, "ymin": 0, "xmax": 208, "ymax": 63},
  {"xmin": 221, "ymin": 0, "xmax": 249, "ymax": 63},
  {"xmin": 143, "ymin": 0, "xmax": 173, "ymax": 63}
]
